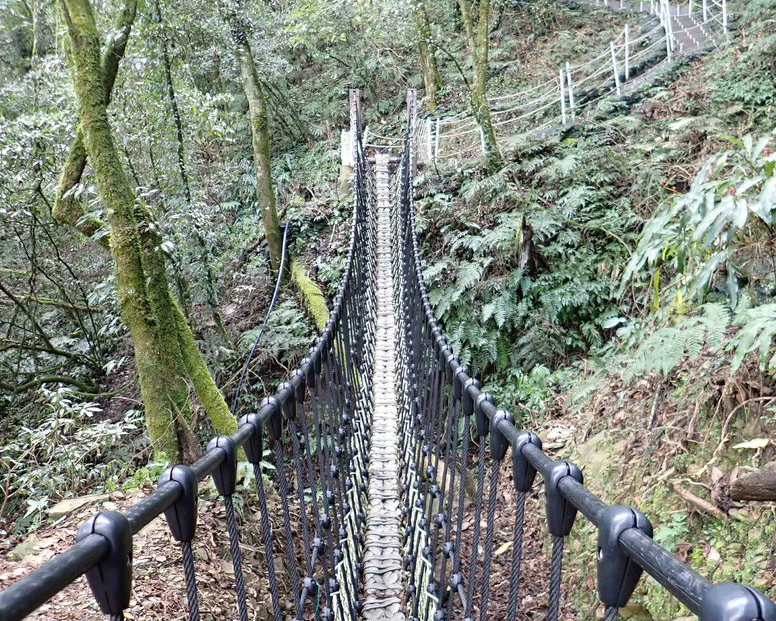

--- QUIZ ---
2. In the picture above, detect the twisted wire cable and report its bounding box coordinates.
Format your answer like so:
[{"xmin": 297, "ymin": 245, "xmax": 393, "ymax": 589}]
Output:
[
  {"xmin": 477, "ymin": 460, "xmax": 501, "ymax": 621},
  {"xmin": 181, "ymin": 540, "xmax": 201, "ymax": 621},
  {"xmin": 547, "ymin": 536, "xmax": 565, "ymax": 621},
  {"xmin": 251, "ymin": 463, "xmax": 283, "ymax": 621},
  {"xmin": 507, "ymin": 491, "xmax": 527, "ymax": 621},
  {"xmin": 288, "ymin": 418, "xmax": 314, "ymax": 577},
  {"xmin": 464, "ymin": 439, "xmax": 488, "ymax": 618},
  {"xmin": 273, "ymin": 442, "xmax": 303, "ymax": 619},
  {"xmin": 223, "ymin": 495, "xmax": 249, "ymax": 621},
  {"xmin": 605, "ymin": 605, "xmax": 620, "ymax": 621}
]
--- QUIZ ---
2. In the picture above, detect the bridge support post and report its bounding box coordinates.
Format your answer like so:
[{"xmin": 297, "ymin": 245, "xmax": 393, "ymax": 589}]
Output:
[
  {"xmin": 559, "ymin": 69, "xmax": 567, "ymax": 124},
  {"xmin": 624, "ymin": 25, "xmax": 630, "ymax": 80},
  {"xmin": 610, "ymin": 42, "xmax": 622, "ymax": 95},
  {"xmin": 407, "ymin": 89, "xmax": 418, "ymax": 174}
]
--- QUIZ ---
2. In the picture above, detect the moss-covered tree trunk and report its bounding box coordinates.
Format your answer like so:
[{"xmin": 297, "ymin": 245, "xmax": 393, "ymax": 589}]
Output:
[
  {"xmin": 52, "ymin": 0, "xmax": 136, "ymax": 247},
  {"xmin": 233, "ymin": 30, "xmax": 285, "ymax": 272},
  {"xmin": 230, "ymin": 17, "xmax": 329, "ymax": 330},
  {"xmin": 416, "ymin": 2, "xmax": 442, "ymax": 111},
  {"xmin": 59, "ymin": 0, "xmax": 236, "ymax": 461},
  {"xmin": 458, "ymin": 0, "xmax": 500, "ymax": 170}
]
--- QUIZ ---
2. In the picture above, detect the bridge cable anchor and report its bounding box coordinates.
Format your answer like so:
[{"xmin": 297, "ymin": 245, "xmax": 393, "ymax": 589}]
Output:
[
  {"xmin": 207, "ymin": 435, "xmax": 237, "ymax": 497},
  {"xmin": 512, "ymin": 431, "xmax": 542, "ymax": 492},
  {"xmin": 77, "ymin": 511, "xmax": 132, "ymax": 616},
  {"xmin": 158, "ymin": 465, "xmax": 198, "ymax": 542},
  {"xmin": 596, "ymin": 505, "xmax": 653, "ymax": 608},
  {"xmin": 544, "ymin": 460, "xmax": 583, "ymax": 537},
  {"xmin": 700, "ymin": 583, "xmax": 776, "ymax": 621}
]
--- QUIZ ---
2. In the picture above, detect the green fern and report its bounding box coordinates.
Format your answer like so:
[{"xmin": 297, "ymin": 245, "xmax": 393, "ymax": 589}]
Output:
[
  {"xmin": 623, "ymin": 303, "xmax": 731, "ymax": 380},
  {"xmin": 728, "ymin": 303, "xmax": 776, "ymax": 372}
]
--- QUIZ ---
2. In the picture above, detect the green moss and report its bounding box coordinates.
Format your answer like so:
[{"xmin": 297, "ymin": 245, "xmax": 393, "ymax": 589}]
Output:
[{"xmin": 291, "ymin": 257, "xmax": 330, "ymax": 332}]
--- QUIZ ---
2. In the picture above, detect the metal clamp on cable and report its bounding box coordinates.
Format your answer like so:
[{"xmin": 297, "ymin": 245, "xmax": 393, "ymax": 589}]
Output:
[
  {"xmin": 474, "ymin": 393, "xmax": 494, "ymax": 437},
  {"xmin": 206, "ymin": 435, "xmax": 237, "ymax": 498},
  {"xmin": 260, "ymin": 395, "xmax": 282, "ymax": 441},
  {"xmin": 544, "ymin": 461, "xmax": 583, "ymax": 537},
  {"xmin": 453, "ymin": 366, "xmax": 467, "ymax": 400},
  {"xmin": 444, "ymin": 352, "xmax": 457, "ymax": 381},
  {"xmin": 158, "ymin": 465, "xmax": 198, "ymax": 542},
  {"xmin": 597, "ymin": 505, "xmax": 653, "ymax": 608},
  {"xmin": 290, "ymin": 369, "xmax": 306, "ymax": 403},
  {"xmin": 277, "ymin": 381, "xmax": 296, "ymax": 419},
  {"xmin": 700, "ymin": 583, "xmax": 776, "ymax": 621},
  {"xmin": 301, "ymin": 356, "xmax": 316, "ymax": 389},
  {"xmin": 238, "ymin": 413, "xmax": 263, "ymax": 464},
  {"xmin": 512, "ymin": 431, "xmax": 541, "ymax": 492},
  {"xmin": 462, "ymin": 378, "xmax": 481, "ymax": 417},
  {"xmin": 491, "ymin": 410, "xmax": 514, "ymax": 460},
  {"xmin": 77, "ymin": 512, "xmax": 132, "ymax": 616}
]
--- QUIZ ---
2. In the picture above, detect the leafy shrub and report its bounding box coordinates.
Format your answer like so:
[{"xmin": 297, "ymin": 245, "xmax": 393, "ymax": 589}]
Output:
[
  {"xmin": 0, "ymin": 388, "xmax": 143, "ymax": 534},
  {"xmin": 622, "ymin": 133, "xmax": 776, "ymax": 309}
]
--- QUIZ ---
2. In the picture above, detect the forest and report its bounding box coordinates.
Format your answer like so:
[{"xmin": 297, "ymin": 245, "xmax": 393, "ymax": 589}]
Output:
[{"xmin": 1, "ymin": 0, "xmax": 776, "ymax": 618}]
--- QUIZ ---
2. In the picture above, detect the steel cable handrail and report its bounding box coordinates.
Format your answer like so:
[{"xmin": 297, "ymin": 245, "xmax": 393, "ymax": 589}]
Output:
[
  {"xmin": 0, "ymin": 90, "xmax": 377, "ymax": 621},
  {"xmin": 396, "ymin": 107, "xmax": 776, "ymax": 621}
]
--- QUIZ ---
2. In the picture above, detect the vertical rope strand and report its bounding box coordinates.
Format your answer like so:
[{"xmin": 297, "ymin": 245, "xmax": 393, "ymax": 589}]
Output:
[
  {"xmin": 181, "ymin": 540, "xmax": 201, "ymax": 621},
  {"xmin": 547, "ymin": 536, "xmax": 565, "ymax": 621},
  {"xmin": 223, "ymin": 495, "xmax": 249, "ymax": 621},
  {"xmin": 507, "ymin": 492, "xmax": 527, "ymax": 621}
]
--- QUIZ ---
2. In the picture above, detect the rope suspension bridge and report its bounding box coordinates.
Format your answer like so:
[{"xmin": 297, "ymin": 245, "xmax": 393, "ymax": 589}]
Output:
[{"xmin": 1, "ymin": 87, "xmax": 775, "ymax": 621}]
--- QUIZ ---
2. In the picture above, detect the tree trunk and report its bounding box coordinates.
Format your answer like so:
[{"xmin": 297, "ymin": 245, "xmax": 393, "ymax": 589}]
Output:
[
  {"xmin": 233, "ymin": 30, "xmax": 284, "ymax": 272},
  {"xmin": 730, "ymin": 463, "xmax": 776, "ymax": 501},
  {"xmin": 458, "ymin": 0, "xmax": 500, "ymax": 170},
  {"xmin": 230, "ymin": 18, "xmax": 330, "ymax": 331},
  {"xmin": 52, "ymin": 0, "xmax": 136, "ymax": 248},
  {"xmin": 416, "ymin": 3, "xmax": 442, "ymax": 110},
  {"xmin": 59, "ymin": 0, "xmax": 236, "ymax": 460}
]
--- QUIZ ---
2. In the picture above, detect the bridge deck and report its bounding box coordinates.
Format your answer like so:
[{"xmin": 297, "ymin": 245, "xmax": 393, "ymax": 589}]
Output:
[{"xmin": 362, "ymin": 154, "xmax": 406, "ymax": 621}]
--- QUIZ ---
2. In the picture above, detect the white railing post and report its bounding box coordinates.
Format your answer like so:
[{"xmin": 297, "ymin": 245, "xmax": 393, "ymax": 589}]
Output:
[
  {"xmin": 661, "ymin": 0, "xmax": 673, "ymax": 61},
  {"xmin": 425, "ymin": 119, "xmax": 433, "ymax": 162},
  {"xmin": 434, "ymin": 119, "xmax": 440, "ymax": 161},
  {"xmin": 702, "ymin": 0, "xmax": 707, "ymax": 21},
  {"xmin": 559, "ymin": 69, "xmax": 567, "ymax": 124},
  {"xmin": 610, "ymin": 42, "xmax": 622, "ymax": 95},
  {"xmin": 566, "ymin": 61, "xmax": 575, "ymax": 119},
  {"xmin": 722, "ymin": 0, "xmax": 728, "ymax": 35},
  {"xmin": 478, "ymin": 126, "xmax": 486, "ymax": 156},
  {"xmin": 624, "ymin": 25, "xmax": 630, "ymax": 80},
  {"xmin": 688, "ymin": 0, "xmax": 693, "ymax": 16}
]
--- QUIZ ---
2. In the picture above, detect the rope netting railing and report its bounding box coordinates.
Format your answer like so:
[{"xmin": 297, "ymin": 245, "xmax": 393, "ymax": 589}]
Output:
[
  {"xmin": 424, "ymin": 0, "xmax": 727, "ymax": 163},
  {"xmin": 395, "ymin": 96, "xmax": 776, "ymax": 621},
  {"xmin": 0, "ymin": 92, "xmax": 378, "ymax": 621}
]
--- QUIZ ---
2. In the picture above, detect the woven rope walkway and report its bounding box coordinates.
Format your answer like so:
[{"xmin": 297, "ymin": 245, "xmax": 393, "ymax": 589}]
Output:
[{"xmin": 362, "ymin": 153, "xmax": 406, "ymax": 621}]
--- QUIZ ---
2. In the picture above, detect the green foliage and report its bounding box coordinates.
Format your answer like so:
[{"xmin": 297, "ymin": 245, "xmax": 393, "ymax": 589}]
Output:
[
  {"xmin": 0, "ymin": 388, "xmax": 144, "ymax": 534},
  {"xmin": 622, "ymin": 133, "xmax": 776, "ymax": 309},
  {"xmin": 728, "ymin": 302, "xmax": 776, "ymax": 372},
  {"xmin": 420, "ymin": 126, "xmax": 640, "ymax": 377},
  {"xmin": 712, "ymin": 0, "xmax": 776, "ymax": 120},
  {"xmin": 653, "ymin": 512, "xmax": 690, "ymax": 553},
  {"xmin": 621, "ymin": 303, "xmax": 730, "ymax": 380}
]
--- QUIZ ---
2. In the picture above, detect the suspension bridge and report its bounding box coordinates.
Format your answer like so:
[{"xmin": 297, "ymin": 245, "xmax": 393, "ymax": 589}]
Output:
[
  {"xmin": 1, "ymin": 0, "xmax": 775, "ymax": 616},
  {"xmin": 1, "ymin": 87, "xmax": 775, "ymax": 621}
]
